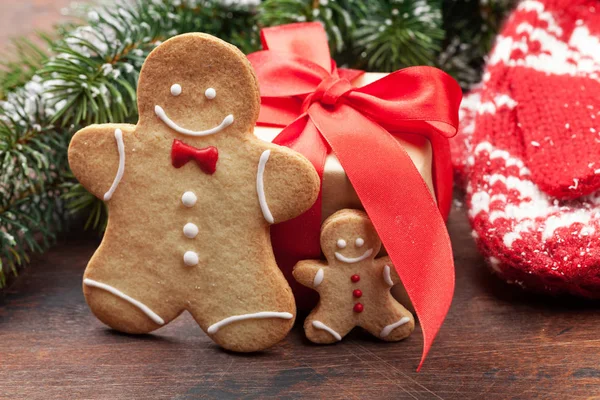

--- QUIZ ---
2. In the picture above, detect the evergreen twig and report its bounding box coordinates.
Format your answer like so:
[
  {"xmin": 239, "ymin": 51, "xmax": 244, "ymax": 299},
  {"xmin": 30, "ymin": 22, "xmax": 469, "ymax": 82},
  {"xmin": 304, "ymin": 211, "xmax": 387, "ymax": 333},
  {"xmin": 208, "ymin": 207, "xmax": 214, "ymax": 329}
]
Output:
[
  {"xmin": 0, "ymin": 0, "xmax": 259, "ymax": 287},
  {"xmin": 0, "ymin": 35, "xmax": 54, "ymax": 99},
  {"xmin": 0, "ymin": 0, "xmax": 513, "ymax": 288}
]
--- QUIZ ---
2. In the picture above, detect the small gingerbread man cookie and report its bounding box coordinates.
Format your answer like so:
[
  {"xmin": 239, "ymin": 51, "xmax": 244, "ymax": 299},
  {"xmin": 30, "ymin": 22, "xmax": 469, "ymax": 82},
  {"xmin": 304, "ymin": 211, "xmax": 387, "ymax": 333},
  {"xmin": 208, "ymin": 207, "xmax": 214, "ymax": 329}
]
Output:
[
  {"xmin": 68, "ymin": 33, "xmax": 320, "ymax": 352},
  {"xmin": 293, "ymin": 209, "xmax": 415, "ymax": 343}
]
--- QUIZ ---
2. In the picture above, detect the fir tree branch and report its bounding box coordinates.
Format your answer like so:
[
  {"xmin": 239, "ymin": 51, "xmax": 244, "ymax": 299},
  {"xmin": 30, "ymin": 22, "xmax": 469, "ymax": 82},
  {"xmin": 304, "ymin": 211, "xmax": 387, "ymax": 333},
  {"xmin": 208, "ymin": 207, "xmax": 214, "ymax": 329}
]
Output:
[
  {"xmin": 440, "ymin": 0, "xmax": 515, "ymax": 87},
  {"xmin": 0, "ymin": 87, "xmax": 71, "ymax": 286},
  {"xmin": 0, "ymin": 35, "xmax": 54, "ymax": 99},
  {"xmin": 353, "ymin": 0, "xmax": 444, "ymax": 71},
  {"xmin": 0, "ymin": 0, "xmax": 514, "ymax": 288},
  {"xmin": 258, "ymin": 0, "xmax": 512, "ymax": 84},
  {"xmin": 0, "ymin": 0, "xmax": 260, "ymax": 288},
  {"xmin": 259, "ymin": 0, "xmax": 367, "ymax": 63}
]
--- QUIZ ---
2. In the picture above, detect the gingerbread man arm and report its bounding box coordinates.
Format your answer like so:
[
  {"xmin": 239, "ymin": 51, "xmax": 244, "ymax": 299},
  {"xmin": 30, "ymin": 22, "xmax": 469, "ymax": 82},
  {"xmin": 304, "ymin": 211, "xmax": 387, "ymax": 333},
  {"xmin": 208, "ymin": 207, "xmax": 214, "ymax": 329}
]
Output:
[
  {"xmin": 375, "ymin": 256, "xmax": 402, "ymax": 287},
  {"xmin": 293, "ymin": 260, "xmax": 328, "ymax": 289},
  {"xmin": 68, "ymin": 123, "xmax": 136, "ymax": 200},
  {"xmin": 258, "ymin": 145, "xmax": 320, "ymax": 224}
]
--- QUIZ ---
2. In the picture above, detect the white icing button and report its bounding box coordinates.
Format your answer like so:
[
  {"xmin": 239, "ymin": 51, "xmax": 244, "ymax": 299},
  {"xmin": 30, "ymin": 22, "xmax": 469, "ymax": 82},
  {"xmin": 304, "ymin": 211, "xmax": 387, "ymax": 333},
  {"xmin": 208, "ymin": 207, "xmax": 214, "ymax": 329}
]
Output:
[
  {"xmin": 183, "ymin": 223, "xmax": 199, "ymax": 239},
  {"xmin": 183, "ymin": 251, "xmax": 199, "ymax": 266},
  {"xmin": 181, "ymin": 191, "xmax": 197, "ymax": 207},
  {"xmin": 171, "ymin": 84, "xmax": 182, "ymax": 96},
  {"xmin": 355, "ymin": 237, "xmax": 364, "ymax": 247},
  {"xmin": 205, "ymin": 87, "xmax": 216, "ymax": 99},
  {"xmin": 337, "ymin": 239, "xmax": 347, "ymax": 249}
]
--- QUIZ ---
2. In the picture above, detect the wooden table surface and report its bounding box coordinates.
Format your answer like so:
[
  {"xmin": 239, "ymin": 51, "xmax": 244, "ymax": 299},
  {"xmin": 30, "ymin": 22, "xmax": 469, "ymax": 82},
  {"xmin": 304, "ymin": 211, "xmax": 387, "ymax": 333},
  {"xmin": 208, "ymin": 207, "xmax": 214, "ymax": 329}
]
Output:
[{"xmin": 2, "ymin": 205, "xmax": 599, "ymax": 399}]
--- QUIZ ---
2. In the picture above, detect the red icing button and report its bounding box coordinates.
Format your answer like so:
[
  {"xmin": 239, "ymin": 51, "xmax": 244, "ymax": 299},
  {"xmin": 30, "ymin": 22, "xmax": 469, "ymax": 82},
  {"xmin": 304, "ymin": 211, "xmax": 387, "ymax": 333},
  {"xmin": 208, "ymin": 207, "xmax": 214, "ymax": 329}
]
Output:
[
  {"xmin": 351, "ymin": 274, "xmax": 360, "ymax": 283},
  {"xmin": 353, "ymin": 303, "xmax": 364, "ymax": 313},
  {"xmin": 353, "ymin": 289, "xmax": 362, "ymax": 298}
]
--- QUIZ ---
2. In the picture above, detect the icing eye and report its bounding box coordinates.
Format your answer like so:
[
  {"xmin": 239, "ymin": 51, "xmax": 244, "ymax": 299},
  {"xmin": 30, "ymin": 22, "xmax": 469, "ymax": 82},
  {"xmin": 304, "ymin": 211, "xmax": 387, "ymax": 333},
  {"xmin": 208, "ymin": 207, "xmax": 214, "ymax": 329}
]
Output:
[
  {"xmin": 170, "ymin": 84, "xmax": 182, "ymax": 96},
  {"xmin": 355, "ymin": 238, "xmax": 364, "ymax": 247},
  {"xmin": 205, "ymin": 88, "xmax": 216, "ymax": 99},
  {"xmin": 337, "ymin": 239, "xmax": 347, "ymax": 249}
]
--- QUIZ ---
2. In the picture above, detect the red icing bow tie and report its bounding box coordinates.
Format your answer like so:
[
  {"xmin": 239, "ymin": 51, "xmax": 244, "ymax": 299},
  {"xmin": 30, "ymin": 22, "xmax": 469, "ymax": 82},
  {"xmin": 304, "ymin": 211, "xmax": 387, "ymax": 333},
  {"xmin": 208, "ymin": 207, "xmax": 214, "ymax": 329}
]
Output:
[
  {"xmin": 171, "ymin": 139, "xmax": 218, "ymax": 174},
  {"xmin": 247, "ymin": 22, "xmax": 462, "ymax": 370}
]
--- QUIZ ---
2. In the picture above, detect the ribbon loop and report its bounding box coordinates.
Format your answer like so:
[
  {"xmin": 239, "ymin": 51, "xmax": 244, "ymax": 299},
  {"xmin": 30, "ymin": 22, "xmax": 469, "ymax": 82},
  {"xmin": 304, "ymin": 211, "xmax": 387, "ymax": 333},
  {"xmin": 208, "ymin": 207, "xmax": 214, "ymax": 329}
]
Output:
[{"xmin": 302, "ymin": 77, "xmax": 354, "ymax": 111}]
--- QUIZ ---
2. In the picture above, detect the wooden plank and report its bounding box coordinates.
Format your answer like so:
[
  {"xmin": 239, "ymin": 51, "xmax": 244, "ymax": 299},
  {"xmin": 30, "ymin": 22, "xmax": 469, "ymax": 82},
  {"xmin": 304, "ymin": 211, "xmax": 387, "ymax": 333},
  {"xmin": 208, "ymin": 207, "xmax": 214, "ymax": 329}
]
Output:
[{"xmin": 1, "ymin": 206, "xmax": 599, "ymax": 399}]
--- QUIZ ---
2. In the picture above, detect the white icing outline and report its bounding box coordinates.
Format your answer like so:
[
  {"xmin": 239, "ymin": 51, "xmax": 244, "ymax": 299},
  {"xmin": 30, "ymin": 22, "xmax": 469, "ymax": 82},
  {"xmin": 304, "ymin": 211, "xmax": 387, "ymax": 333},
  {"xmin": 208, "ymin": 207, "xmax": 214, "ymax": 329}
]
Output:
[
  {"xmin": 154, "ymin": 105, "xmax": 233, "ymax": 136},
  {"xmin": 313, "ymin": 268, "xmax": 324, "ymax": 287},
  {"xmin": 336, "ymin": 239, "xmax": 347, "ymax": 249},
  {"xmin": 383, "ymin": 265, "xmax": 394, "ymax": 287},
  {"xmin": 83, "ymin": 278, "xmax": 164, "ymax": 325},
  {"xmin": 207, "ymin": 311, "xmax": 293, "ymax": 334},
  {"xmin": 103, "ymin": 128, "xmax": 125, "ymax": 201},
  {"xmin": 256, "ymin": 150, "xmax": 274, "ymax": 224},
  {"xmin": 380, "ymin": 316, "xmax": 411, "ymax": 338},
  {"xmin": 312, "ymin": 320, "xmax": 342, "ymax": 341},
  {"xmin": 334, "ymin": 248, "xmax": 373, "ymax": 264}
]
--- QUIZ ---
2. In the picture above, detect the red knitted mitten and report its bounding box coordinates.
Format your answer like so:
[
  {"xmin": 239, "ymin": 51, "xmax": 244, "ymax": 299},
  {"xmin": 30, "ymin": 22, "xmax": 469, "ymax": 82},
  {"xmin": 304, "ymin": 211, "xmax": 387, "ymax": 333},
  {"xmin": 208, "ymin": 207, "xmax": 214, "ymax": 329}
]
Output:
[
  {"xmin": 452, "ymin": 0, "xmax": 600, "ymax": 298},
  {"xmin": 492, "ymin": 0, "xmax": 600, "ymax": 199}
]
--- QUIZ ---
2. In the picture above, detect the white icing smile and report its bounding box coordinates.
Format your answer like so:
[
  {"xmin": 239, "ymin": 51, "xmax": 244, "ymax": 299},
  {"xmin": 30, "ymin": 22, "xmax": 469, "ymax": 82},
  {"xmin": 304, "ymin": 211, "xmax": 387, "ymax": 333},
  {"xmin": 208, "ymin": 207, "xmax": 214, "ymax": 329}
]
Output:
[
  {"xmin": 334, "ymin": 248, "xmax": 373, "ymax": 264},
  {"xmin": 154, "ymin": 105, "xmax": 234, "ymax": 136}
]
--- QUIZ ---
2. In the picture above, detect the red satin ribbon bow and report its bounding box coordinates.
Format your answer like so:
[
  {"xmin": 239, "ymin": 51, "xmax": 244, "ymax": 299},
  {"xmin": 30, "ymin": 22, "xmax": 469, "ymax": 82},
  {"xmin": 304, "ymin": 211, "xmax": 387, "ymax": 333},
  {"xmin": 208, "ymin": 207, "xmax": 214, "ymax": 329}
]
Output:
[
  {"xmin": 247, "ymin": 22, "xmax": 462, "ymax": 370},
  {"xmin": 171, "ymin": 139, "xmax": 218, "ymax": 174}
]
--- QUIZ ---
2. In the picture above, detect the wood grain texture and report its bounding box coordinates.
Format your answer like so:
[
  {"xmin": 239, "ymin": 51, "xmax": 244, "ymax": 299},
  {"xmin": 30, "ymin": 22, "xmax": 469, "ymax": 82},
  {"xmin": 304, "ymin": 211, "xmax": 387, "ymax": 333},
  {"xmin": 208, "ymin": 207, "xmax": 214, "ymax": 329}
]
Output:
[{"xmin": 1, "ymin": 205, "xmax": 600, "ymax": 399}]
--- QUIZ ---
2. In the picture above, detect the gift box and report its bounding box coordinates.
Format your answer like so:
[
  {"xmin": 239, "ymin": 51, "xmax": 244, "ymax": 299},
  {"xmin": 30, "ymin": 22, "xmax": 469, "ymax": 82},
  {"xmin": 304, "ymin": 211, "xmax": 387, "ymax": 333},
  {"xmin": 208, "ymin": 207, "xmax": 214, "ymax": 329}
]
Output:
[
  {"xmin": 254, "ymin": 72, "xmax": 433, "ymax": 313},
  {"xmin": 255, "ymin": 73, "xmax": 436, "ymax": 209},
  {"xmin": 247, "ymin": 22, "xmax": 462, "ymax": 368}
]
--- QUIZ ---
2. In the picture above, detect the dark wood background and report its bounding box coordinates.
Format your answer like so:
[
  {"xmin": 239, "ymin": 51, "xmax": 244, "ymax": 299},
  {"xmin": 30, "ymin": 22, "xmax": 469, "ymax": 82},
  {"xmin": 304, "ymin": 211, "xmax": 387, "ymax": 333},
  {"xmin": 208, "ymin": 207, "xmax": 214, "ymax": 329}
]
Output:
[
  {"xmin": 1, "ymin": 3, "xmax": 600, "ymax": 399},
  {"xmin": 2, "ymin": 204, "xmax": 600, "ymax": 399}
]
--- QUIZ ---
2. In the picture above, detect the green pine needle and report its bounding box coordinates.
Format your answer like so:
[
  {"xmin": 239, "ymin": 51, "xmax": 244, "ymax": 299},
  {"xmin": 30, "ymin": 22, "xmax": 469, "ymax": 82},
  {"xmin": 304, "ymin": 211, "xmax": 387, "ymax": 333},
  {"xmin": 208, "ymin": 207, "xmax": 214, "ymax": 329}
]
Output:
[
  {"xmin": 0, "ymin": 0, "xmax": 261, "ymax": 288},
  {"xmin": 0, "ymin": 0, "xmax": 514, "ymax": 288},
  {"xmin": 354, "ymin": 0, "xmax": 444, "ymax": 71},
  {"xmin": 0, "ymin": 35, "xmax": 54, "ymax": 99}
]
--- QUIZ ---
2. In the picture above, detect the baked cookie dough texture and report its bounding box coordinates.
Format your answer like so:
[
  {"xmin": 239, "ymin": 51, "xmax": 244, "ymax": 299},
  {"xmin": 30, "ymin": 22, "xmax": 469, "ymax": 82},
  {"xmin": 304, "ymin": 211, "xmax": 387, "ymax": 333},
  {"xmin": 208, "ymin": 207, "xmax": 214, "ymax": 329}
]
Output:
[{"xmin": 68, "ymin": 33, "xmax": 320, "ymax": 352}]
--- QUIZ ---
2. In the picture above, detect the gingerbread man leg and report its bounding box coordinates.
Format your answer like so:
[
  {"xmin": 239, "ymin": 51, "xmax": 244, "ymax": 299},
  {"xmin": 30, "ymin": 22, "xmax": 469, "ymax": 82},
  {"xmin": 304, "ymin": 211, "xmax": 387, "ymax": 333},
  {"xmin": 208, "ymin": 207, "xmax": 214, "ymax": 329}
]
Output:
[
  {"xmin": 186, "ymin": 257, "xmax": 296, "ymax": 352},
  {"xmin": 304, "ymin": 308, "xmax": 355, "ymax": 344},
  {"xmin": 362, "ymin": 306, "xmax": 415, "ymax": 342},
  {"xmin": 83, "ymin": 248, "xmax": 183, "ymax": 334}
]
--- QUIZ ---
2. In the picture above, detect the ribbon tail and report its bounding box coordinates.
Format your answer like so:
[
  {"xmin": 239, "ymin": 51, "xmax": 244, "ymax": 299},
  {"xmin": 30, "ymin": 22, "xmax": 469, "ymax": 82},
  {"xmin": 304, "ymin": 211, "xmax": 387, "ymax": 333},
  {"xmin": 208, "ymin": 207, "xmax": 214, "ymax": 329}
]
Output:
[
  {"xmin": 310, "ymin": 104, "xmax": 455, "ymax": 370},
  {"xmin": 271, "ymin": 116, "xmax": 330, "ymax": 309}
]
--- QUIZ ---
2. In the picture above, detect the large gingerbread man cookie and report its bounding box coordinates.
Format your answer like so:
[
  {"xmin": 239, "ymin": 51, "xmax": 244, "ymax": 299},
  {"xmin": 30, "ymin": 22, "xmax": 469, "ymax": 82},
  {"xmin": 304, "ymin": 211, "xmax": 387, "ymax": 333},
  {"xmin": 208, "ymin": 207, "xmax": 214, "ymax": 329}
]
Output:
[
  {"xmin": 293, "ymin": 210, "xmax": 415, "ymax": 343},
  {"xmin": 68, "ymin": 33, "xmax": 319, "ymax": 352}
]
